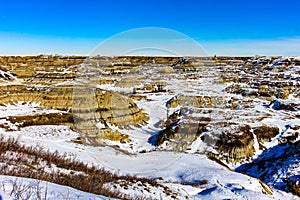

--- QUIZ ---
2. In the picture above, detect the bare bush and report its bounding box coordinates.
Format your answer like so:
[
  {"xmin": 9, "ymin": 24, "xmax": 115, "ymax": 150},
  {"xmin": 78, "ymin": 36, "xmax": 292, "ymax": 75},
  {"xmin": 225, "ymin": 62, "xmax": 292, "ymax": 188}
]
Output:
[{"xmin": 0, "ymin": 135, "xmax": 169, "ymax": 199}]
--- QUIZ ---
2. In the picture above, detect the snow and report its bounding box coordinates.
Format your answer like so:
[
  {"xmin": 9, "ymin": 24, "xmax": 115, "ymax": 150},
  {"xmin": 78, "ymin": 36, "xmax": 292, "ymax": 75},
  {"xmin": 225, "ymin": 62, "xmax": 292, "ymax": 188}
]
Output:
[
  {"xmin": 0, "ymin": 70, "xmax": 17, "ymax": 82},
  {"xmin": 0, "ymin": 102, "xmax": 63, "ymax": 118},
  {"xmin": 0, "ymin": 175, "xmax": 110, "ymax": 200},
  {"xmin": 0, "ymin": 117, "xmax": 297, "ymax": 199},
  {"xmin": 0, "ymin": 56, "xmax": 300, "ymax": 199}
]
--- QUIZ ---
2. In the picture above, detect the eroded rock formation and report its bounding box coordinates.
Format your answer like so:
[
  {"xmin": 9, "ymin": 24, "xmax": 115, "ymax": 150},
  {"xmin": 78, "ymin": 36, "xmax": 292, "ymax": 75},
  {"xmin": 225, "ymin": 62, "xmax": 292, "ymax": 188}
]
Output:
[{"xmin": 0, "ymin": 56, "xmax": 149, "ymax": 143}]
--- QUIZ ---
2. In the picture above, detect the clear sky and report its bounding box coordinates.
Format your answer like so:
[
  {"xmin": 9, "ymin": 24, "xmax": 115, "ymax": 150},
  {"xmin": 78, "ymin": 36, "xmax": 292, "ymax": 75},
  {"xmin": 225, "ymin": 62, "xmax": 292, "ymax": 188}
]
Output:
[{"xmin": 1, "ymin": 0, "xmax": 300, "ymax": 56}]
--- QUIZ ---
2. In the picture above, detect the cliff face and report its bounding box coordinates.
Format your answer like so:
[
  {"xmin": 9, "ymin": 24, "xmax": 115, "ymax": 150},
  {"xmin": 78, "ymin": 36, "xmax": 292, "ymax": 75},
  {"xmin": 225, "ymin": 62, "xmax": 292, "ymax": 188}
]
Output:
[{"xmin": 0, "ymin": 55, "xmax": 149, "ymax": 143}]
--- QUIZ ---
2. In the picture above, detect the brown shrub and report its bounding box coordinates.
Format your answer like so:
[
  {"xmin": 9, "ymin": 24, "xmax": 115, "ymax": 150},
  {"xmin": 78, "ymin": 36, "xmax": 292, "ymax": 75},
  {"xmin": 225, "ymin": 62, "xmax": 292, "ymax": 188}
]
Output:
[{"xmin": 0, "ymin": 135, "xmax": 167, "ymax": 199}]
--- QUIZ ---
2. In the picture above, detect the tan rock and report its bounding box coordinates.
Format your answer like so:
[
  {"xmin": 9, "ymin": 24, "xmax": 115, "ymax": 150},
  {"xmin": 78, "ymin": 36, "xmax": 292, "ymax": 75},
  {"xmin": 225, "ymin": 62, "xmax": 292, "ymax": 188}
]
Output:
[{"xmin": 253, "ymin": 125, "xmax": 279, "ymax": 143}]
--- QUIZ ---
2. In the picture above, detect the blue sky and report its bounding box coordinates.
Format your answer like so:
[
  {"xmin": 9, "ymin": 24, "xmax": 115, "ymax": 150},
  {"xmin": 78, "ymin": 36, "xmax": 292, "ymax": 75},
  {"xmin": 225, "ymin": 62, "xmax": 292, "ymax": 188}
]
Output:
[{"xmin": 0, "ymin": 0, "xmax": 300, "ymax": 56}]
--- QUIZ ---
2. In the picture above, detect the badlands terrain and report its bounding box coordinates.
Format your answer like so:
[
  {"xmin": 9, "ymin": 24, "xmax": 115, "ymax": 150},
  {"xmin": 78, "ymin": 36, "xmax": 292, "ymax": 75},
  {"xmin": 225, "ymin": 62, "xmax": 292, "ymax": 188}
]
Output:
[{"xmin": 0, "ymin": 55, "xmax": 299, "ymax": 199}]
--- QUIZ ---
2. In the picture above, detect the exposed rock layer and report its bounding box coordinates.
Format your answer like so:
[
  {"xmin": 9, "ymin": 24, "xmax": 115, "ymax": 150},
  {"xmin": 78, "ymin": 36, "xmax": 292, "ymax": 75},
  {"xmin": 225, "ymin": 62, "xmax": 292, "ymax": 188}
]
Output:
[{"xmin": 0, "ymin": 56, "xmax": 150, "ymax": 143}]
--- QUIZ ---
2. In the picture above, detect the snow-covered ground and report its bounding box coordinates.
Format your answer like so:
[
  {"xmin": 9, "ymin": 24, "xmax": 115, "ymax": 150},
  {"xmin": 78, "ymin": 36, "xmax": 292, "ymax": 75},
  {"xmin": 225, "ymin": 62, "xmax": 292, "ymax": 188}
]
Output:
[
  {"xmin": 0, "ymin": 175, "xmax": 109, "ymax": 200},
  {"xmin": 0, "ymin": 56, "xmax": 300, "ymax": 199},
  {"xmin": 0, "ymin": 103, "xmax": 298, "ymax": 199}
]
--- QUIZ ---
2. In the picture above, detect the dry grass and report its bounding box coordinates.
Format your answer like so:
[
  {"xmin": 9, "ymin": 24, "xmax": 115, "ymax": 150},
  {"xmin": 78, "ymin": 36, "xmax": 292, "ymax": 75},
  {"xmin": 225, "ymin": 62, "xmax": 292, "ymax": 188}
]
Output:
[{"xmin": 0, "ymin": 135, "xmax": 168, "ymax": 199}]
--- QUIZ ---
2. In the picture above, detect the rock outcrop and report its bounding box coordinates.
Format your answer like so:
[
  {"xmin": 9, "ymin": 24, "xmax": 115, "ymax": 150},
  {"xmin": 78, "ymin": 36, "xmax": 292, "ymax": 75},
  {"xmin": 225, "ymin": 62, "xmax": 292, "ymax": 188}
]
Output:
[
  {"xmin": 0, "ymin": 56, "xmax": 149, "ymax": 143},
  {"xmin": 253, "ymin": 125, "xmax": 279, "ymax": 143},
  {"xmin": 214, "ymin": 125, "xmax": 255, "ymax": 163},
  {"xmin": 166, "ymin": 95, "xmax": 227, "ymax": 108},
  {"xmin": 153, "ymin": 109, "xmax": 210, "ymax": 151},
  {"xmin": 222, "ymin": 57, "xmax": 300, "ymax": 101}
]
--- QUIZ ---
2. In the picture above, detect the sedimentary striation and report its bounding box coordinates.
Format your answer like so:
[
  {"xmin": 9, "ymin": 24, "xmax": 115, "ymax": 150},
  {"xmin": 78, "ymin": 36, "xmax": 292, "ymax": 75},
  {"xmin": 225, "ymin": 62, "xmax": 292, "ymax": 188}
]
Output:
[
  {"xmin": 1, "ymin": 55, "xmax": 299, "ymax": 197},
  {"xmin": 0, "ymin": 55, "xmax": 150, "ymax": 143},
  {"xmin": 0, "ymin": 55, "xmax": 299, "ymax": 155}
]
